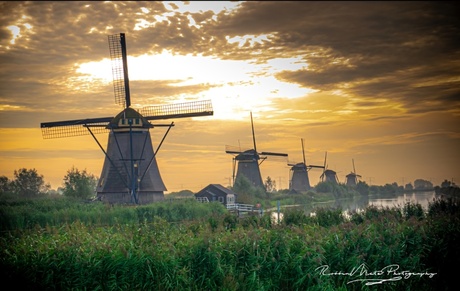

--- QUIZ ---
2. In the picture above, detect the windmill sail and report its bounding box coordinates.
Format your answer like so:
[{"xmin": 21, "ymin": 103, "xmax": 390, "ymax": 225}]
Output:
[
  {"xmin": 40, "ymin": 117, "xmax": 112, "ymax": 139},
  {"xmin": 141, "ymin": 100, "xmax": 213, "ymax": 120},
  {"xmin": 108, "ymin": 33, "xmax": 131, "ymax": 108}
]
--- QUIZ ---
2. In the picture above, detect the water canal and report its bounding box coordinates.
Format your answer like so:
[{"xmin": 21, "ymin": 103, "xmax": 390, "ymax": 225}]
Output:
[{"xmin": 270, "ymin": 190, "xmax": 438, "ymax": 223}]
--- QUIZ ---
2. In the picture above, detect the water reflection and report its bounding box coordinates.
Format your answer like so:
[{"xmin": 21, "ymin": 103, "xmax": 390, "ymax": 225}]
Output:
[
  {"xmin": 311, "ymin": 191, "xmax": 436, "ymax": 213},
  {"xmin": 368, "ymin": 191, "xmax": 436, "ymax": 210},
  {"xmin": 270, "ymin": 191, "xmax": 438, "ymax": 223}
]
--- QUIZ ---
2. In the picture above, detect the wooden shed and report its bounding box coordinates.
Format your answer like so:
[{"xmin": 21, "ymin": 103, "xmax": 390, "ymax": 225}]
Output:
[{"xmin": 195, "ymin": 184, "xmax": 236, "ymax": 207}]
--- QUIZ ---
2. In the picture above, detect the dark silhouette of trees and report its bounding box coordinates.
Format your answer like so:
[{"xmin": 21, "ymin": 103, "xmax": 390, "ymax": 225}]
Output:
[
  {"xmin": 62, "ymin": 167, "xmax": 97, "ymax": 199},
  {"xmin": 0, "ymin": 176, "xmax": 11, "ymax": 194},
  {"xmin": 10, "ymin": 168, "xmax": 50, "ymax": 197},
  {"xmin": 264, "ymin": 176, "xmax": 276, "ymax": 193}
]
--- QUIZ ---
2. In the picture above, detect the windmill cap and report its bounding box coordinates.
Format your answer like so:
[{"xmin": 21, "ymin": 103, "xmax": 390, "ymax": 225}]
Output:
[{"xmin": 108, "ymin": 108, "xmax": 153, "ymax": 129}]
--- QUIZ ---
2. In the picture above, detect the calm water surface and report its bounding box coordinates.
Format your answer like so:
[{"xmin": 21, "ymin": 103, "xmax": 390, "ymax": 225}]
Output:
[
  {"xmin": 312, "ymin": 191, "xmax": 437, "ymax": 213},
  {"xmin": 270, "ymin": 191, "xmax": 438, "ymax": 222}
]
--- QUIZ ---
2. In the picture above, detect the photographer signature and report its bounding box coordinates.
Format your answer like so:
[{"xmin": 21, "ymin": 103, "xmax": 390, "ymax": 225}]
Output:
[{"xmin": 316, "ymin": 264, "xmax": 437, "ymax": 286}]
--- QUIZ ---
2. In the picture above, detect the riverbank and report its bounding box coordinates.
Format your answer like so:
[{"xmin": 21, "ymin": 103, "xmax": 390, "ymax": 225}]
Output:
[{"xmin": 435, "ymin": 185, "xmax": 460, "ymax": 198}]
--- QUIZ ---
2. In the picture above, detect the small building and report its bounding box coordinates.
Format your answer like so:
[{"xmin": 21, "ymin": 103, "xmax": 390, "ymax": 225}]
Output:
[{"xmin": 195, "ymin": 184, "xmax": 236, "ymax": 206}]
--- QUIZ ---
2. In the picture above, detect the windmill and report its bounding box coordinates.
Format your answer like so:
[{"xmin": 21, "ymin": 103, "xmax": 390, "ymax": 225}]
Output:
[
  {"xmin": 288, "ymin": 138, "xmax": 325, "ymax": 192},
  {"xmin": 225, "ymin": 112, "xmax": 288, "ymax": 189},
  {"xmin": 40, "ymin": 33, "xmax": 213, "ymax": 204},
  {"xmin": 346, "ymin": 159, "xmax": 362, "ymax": 186},
  {"xmin": 319, "ymin": 152, "xmax": 339, "ymax": 184}
]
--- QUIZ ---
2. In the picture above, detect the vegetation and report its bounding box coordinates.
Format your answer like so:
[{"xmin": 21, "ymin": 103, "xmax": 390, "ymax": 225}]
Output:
[
  {"xmin": 0, "ymin": 168, "xmax": 50, "ymax": 197},
  {"xmin": 232, "ymin": 175, "xmax": 268, "ymax": 205},
  {"xmin": 1, "ymin": 167, "xmax": 458, "ymax": 289},
  {"xmin": 0, "ymin": 196, "xmax": 458, "ymax": 290},
  {"xmin": 62, "ymin": 166, "xmax": 98, "ymax": 199}
]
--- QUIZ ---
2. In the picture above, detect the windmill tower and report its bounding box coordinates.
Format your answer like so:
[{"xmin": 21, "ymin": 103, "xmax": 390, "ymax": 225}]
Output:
[
  {"xmin": 225, "ymin": 112, "xmax": 288, "ymax": 189},
  {"xmin": 288, "ymin": 138, "xmax": 325, "ymax": 192},
  {"xmin": 319, "ymin": 152, "xmax": 339, "ymax": 184},
  {"xmin": 346, "ymin": 159, "xmax": 362, "ymax": 186},
  {"xmin": 40, "ymin": 33, "xmax": 213, "ymax": 204}
]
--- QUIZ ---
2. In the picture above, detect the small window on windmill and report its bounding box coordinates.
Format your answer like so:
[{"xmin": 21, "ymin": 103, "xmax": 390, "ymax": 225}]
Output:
[{"xmin": 135, "ymin": 118, "xmax": 140, "ymax": 125}]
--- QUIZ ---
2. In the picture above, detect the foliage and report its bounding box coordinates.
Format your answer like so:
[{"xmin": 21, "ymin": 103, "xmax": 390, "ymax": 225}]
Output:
[
  {"xmin": 282, "ymin": 207, "xmax": 309, "ymax": 226},
  {"xmin": 0, "ymin": 176, "xmax": 11, "ymax": 194},
  {"xmin": 403, "ymin": 201, "xmax": 425, "ymax": 220},
  {"xmin": 369, "ymin": 183, "xmax": 404, "ymax": 195},
  {"xmin": 1, "ymin": 197, "xmax": 458, "ymax": 290},
  {"xmin": 166, "ymin": 189, "xmax": 195, "ymax": 199},
  {"xmin": 62, "ymin": 167, "xmax": 97, "ymax": 199},
  {"xmin": 264, "ymin": 176, "xmax": 277, "ymax": 192},
  {"xmin": 232, "ymin": 175, "xmax": 267, "ymax": 205},
  {"xmin": 0, "ymin": 196, "xmax": 227, "ymax": 231},
  {"xmin": 414, "ymin": 178, "xmax": 433, "ymax": 189},
  {"xmin": 315, "ymin": 181, "xmax": 334, "ymax": 193},
  {"xmin": 315, "ymin": 182, "xmax": 353, "ymax": 199},
  {"xmin": 10, "ymin": 168, "xmax": 50, "ymax": 197},
  {"xmin": 355, "ymin": 180, "xmax": 369, "ymax": 195},
  {"xmin": 315, "ymin": 207, "xmax": 344, "ymax": 227}
]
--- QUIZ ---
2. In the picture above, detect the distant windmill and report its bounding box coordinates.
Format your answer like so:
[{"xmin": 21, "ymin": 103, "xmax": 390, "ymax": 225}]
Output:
[
  {"xmin": 346, "ymin": 159, "xmax": 362, "ymax": 186},
  {"xmin": 40, "ymin": 33, "xmax": 213, "ymax": 204},
  {"xmin": 225, "ymin": 112, "xmax": 288, "ymax": 189},
  {"xmin": 319, "ymin": 152, "xmax": 339, "ymax": 184},
  {"xmin": 288, "ymin": 138, "xmax": 325, "ymax": 192}
]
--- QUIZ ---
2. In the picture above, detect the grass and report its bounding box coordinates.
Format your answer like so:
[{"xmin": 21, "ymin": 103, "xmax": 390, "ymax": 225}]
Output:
[{"xmin": 0, "ymin": 196, "xmax": 458, "ymax": 290}]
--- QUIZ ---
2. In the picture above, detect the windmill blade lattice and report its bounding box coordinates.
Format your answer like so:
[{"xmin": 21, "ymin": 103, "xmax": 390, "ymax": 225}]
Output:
[
  {"xmin": 40, "ymin": 117, "xmax": 112, "ymax": 139},
  {"xmin": 108, "ymin": 33, "xmax": 130, "ymax": 108},
  {"xmin": 140, "ymin": 100, "xmax": 213, "ymax": 120}
]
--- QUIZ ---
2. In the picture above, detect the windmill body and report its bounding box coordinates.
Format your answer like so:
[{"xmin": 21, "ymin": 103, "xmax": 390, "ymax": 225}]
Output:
[
  {"xmin": 226, "ymin": 112, "xmax": 287, "ymax": 190},
  {"xmin": 319, "ymin": 151, "xmax": 339, "ymax": 184},
  {"xmin": 96, "ymin": 108, "xmax": 166, "ymax": 204},
  {"xmin": 346, "ymin": 159, "xmax": 362, "ymax": 187},
  {"xmin": 290, "ymin": 163, "xmax": 310, "ymax": 192},
  {"xmin": 288, "ymin": 138, "xmax": 324, "ymax": 192},
  {"xmin": 345, "ymin": 173, "xmax": 358, "ymax": 186},
  {"xmin": 40, "ymin": 33, "xmax": 213, "ymax": 204},
  {"xmin": 324, "ymin": 169, "xmax": 339, "ymax": 184},
  {"xmin": 234, "ymin": 149, "xmax": 264, "ymax": 188}
]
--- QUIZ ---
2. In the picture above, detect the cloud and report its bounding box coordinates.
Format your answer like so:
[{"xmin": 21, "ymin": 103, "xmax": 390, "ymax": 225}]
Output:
[{"xmin": 1, "ymin": 1, "xmax": 459, "ymax": 189}]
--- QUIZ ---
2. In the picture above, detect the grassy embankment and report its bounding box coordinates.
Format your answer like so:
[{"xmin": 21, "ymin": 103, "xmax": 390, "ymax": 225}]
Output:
[{"xmin": 0, "ymin": 194, "xmax": 459, "ymax": 290}]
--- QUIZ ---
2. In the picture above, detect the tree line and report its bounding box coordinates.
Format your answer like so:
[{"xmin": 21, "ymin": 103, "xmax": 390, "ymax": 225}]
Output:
[{"xmin": 0, "ymin": 167, "xmax": 97, "ymax": 199}]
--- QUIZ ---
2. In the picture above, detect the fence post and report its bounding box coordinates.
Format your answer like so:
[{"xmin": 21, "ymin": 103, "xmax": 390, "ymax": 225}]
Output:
[{"xmin": 277, "ymin": 200, "xmax": 280, "ymax": 224}]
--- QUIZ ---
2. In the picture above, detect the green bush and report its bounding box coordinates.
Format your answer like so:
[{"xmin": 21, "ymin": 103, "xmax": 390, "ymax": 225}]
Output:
[{"xmin": 315, "ymin": 207, "xmax": 344, "ymax": 227}]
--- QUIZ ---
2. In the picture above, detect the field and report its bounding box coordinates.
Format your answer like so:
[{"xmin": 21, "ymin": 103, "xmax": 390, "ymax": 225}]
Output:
[{"xmin": 0, "ymin": 194, "xmax": 459, "ymax": 290}]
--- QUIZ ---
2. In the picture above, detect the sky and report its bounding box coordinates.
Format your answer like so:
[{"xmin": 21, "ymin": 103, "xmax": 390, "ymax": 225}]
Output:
[{"xmin": 0, "ymin": 1, "xmax": 459, "ymax": 193}]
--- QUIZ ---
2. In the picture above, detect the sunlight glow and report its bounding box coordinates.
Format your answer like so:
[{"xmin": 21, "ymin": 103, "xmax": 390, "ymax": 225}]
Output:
[
  {"xmin": 7, "ymin": 26, "xmax": 20, "ymax": 45},
  {"xmin": 227, "ymin": 34, "xmax": 271, "ymax": 48},
  {"xmin": 166, "ymin": 1, "xmax": 241, "ymax": 14},
  {"xmin": 74, "ymin": 51, "xmax": 314, "ymax": 119}
]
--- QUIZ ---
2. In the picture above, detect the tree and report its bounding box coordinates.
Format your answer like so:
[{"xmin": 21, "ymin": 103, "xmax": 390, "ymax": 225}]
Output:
[
  {"xmin": 11, "ymin": 168, "xmax": 50, "ymax": 197},
  {"xmin": 232, "ymin": 175, "xmax": 268, "ymax": 204},
  {"xmin": 356, "ymin": 181, "xmax": 369, "ymax": 195},
  {"xmin": 63, "ymin": 167, "xmax": 97, "ymax": 199},
  {"xmin": 0, "ymin": 176, "xmax": 11, "ymax": 194},
  {"xmin": 264, "ymin": 176, "xmax": 277, "ymax": 192},
  {"xmin": 414, "ymin": 179, "xmax": 433, "ymax": 190}
]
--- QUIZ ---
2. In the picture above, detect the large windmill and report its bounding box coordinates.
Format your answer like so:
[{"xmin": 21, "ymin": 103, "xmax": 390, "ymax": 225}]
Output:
[
  {"xmin": 346, "ymin": 159, "xmax": 362, "ymax": 186},
  {"xmin": 225, "ymin": 112, "xmax": 288, "ymax": 189},
  {"xmin": 288, "ymin": 138, "xmax": 325, "ymax": 192},
  {"xmin": 319, "ymin": 152, "xmax": 339, "ymax": 184},
  {"xmin": 40, "ymin": 33, "xmax": 213, "ymax": 204}
]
